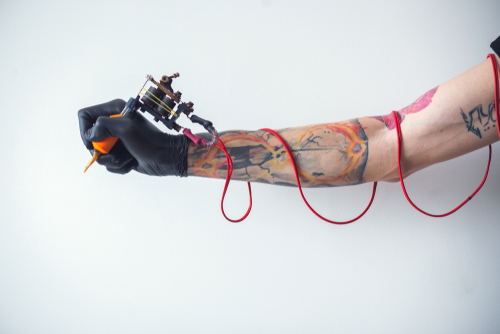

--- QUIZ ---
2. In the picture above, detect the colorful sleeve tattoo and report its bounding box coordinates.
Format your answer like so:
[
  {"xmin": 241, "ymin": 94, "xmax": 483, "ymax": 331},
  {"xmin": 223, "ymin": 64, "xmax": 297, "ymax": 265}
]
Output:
[{"xmin": 187, "ymin": 119, "xmax": 369, "ymax": 187}]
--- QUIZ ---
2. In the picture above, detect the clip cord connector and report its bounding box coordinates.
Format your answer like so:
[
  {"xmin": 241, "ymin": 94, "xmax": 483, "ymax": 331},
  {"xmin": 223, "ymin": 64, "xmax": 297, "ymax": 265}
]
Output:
[
  {"xmin": 185, "ymin": 114, "xmax": 217, "ymax": 146},
  {"xmin": 190, "ymin": 114, "xmax": 215, "ymax": 133}
]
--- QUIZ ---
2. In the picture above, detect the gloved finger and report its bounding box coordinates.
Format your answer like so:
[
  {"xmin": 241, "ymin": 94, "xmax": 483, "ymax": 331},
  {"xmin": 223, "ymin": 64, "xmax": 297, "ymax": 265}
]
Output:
[
  {"xmin": 83, "ymin": 114, "xmax": 131, "ymax": 144},
  {"xmin": 94, "ymin": 139, "xmax": 133, "ymax": 166},
  {"xmin": 106, "ymin": 160, "xmax": 136, "ymax": 175},
  {"xmin": 78, "ymin": 99, "xmax": 126, "ymax": 149},
  {"xmin": 97, "ymin": 150, "xmax": 136, "ymax": 169}
]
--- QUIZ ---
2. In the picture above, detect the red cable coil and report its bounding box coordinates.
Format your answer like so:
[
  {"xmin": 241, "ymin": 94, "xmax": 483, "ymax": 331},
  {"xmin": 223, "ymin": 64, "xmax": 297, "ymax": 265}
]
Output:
[
  {"xmin": 392, "ymin": 54, "xmax": 498, "ymax": 217},
  {"xmin": 214, "ymin": 54, "xmax": 499, "ymax": 223},
  {"xmin": 214, "ymin": 129, "xmax": 377, "ymax": 224}
]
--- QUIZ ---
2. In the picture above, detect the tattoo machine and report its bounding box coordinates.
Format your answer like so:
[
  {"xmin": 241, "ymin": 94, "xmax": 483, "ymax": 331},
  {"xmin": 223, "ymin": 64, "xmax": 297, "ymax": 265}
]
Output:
[{"xmin": 84, "ymin": 73, "xmax": 219, "ymax": 172}]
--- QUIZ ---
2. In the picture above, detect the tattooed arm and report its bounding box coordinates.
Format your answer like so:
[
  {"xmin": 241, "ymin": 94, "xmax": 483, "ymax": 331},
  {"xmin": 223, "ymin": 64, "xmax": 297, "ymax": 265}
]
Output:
[
  {"xmin": 188, "ymin": 120, "xmax": 376, "ymax": 187},
  {"xmin": 188, "ymin": 55, "xmax": 500, "ymax": 187}
]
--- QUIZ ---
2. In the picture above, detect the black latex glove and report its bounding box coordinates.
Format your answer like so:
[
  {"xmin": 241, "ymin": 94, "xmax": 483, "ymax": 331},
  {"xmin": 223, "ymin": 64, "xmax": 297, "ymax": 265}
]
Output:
[{"xmin": 78, "ymin": 99, "xmax": 191, "ymax": 176}]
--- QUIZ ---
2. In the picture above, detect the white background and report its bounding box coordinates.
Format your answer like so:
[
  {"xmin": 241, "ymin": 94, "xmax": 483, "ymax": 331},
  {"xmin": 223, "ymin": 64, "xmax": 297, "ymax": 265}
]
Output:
[{"xmin": 1, "ymin": 0, "xmax": 500, "ymax": 333}]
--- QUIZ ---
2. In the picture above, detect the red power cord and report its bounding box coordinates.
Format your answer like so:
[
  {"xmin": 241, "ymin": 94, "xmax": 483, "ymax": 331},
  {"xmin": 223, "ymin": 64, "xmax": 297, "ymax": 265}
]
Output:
[
  {"xmin": 213, "ymin": 54, "xmax": 499, "ymax": 223},
  {"xmin": 488, "ymin": 53, "xmax": 500, "ymax": 142}
]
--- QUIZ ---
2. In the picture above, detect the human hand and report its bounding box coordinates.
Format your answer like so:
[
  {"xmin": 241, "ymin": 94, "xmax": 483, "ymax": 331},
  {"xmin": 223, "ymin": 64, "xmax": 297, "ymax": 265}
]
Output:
[{"xmin": 78, "ymin": 99, "xmax": 190, "ymax": 176}]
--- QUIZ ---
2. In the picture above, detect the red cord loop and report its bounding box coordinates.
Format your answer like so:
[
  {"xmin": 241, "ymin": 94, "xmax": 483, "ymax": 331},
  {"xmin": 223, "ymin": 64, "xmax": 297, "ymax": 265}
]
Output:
[
  {"xmin": 392, "ymin": 110, "xmax": 491, "ymax": 217},
  {"xmin": 392, "ymin": 53, "xmax": 498, "ymax": 217},
  {"xmin": 214, "ymin": 138, "xmax": 252, "ymax": 223}
]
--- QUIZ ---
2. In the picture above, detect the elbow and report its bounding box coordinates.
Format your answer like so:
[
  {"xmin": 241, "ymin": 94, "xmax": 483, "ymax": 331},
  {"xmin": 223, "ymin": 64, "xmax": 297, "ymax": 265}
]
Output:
[{"xmin": 379, "ymin": 166, "xmax": 415, "ymax": 183}]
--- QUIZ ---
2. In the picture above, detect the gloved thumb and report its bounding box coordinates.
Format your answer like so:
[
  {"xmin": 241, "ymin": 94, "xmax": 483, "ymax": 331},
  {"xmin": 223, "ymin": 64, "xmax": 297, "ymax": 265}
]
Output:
[{"xmin": 78, "ymin": 99, "xmax": 126, "ymax": 149}]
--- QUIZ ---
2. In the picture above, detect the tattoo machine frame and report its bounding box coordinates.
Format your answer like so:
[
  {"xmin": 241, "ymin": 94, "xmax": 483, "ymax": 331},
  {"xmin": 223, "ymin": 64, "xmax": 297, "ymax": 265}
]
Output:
[
  {"xmin": 86, "ymin": 73, "xmax": 222, "ymax": 172},
  {"xmin": 129, "ymin": 73, "xmax": 218, "ymax": 145}
]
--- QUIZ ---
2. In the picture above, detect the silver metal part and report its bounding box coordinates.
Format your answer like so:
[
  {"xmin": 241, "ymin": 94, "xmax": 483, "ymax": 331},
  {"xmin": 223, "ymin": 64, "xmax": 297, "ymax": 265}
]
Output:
[
  {"xmin": 205, "ymin": 129, "xmax": 218, "ymax": 146},
  {"xmin": 120, "ymin": 97, "xmax": 137, "ymax": 116}
]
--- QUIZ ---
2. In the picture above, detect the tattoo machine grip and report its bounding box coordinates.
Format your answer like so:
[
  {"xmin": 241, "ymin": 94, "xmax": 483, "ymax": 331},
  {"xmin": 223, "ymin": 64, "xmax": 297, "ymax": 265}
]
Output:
[
  {"xmin": 84, "ymin": 114, "xmax": 123, "ymax": 173},
  {"xmin": 92, "ymin": 114, "xmax": 123, "ymax": 154}
]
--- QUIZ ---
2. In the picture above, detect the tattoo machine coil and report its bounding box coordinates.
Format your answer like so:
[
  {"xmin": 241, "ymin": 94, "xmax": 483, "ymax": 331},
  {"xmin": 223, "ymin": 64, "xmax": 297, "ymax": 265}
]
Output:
[{"xmin": 137, "ymin": 73, "xmax": 218, "ymax": 144}]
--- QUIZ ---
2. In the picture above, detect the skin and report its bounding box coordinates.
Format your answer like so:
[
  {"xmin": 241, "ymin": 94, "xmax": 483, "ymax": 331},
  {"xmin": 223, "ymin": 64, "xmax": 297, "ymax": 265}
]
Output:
[{"xmin": 187, "ymin": 55, "xmax": 500, "ymax": 187}]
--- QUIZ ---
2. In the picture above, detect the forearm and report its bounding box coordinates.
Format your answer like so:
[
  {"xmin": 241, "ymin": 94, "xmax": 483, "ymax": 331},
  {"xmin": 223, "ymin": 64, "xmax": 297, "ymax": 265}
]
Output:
[
  {"xmin": 187, "ymin": 55, "xmax": 500, "ymax": 187},
  {"xmin": 187, "ymin": 120, "xmax": 378, "ymax": 187}
]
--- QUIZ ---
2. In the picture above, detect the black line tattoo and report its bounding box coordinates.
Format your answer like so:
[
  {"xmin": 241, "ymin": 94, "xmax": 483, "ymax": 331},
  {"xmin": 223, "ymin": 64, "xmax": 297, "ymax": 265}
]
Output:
[{"xmin": 461, "ymin": 102, "xmax": 497, "ymax": 139}]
